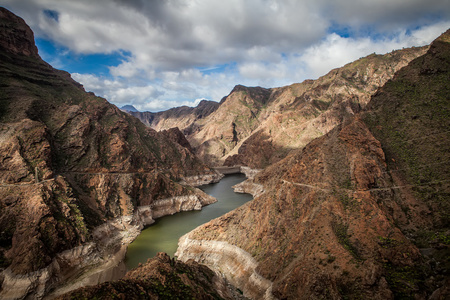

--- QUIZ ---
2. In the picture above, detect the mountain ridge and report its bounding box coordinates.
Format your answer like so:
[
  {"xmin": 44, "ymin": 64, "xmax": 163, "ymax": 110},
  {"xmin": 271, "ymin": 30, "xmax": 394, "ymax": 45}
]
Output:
[
  {"xmin": 0, "ymin": 7, "xmax": 221, "ymax": 299},
  {"xmin": 131, "ymin": 46, "xmax": 428, "ymax": 168},
  {"xmin": 120, "ymin": 104, "xmax": 139, "ymax": 112},
  {"xmin": 127, "ymin": 99, "xmax": 219, "ymax": 131},
  {"xmin": 175, "ymin": 30, "xmax": 450, "ymax": 299}
]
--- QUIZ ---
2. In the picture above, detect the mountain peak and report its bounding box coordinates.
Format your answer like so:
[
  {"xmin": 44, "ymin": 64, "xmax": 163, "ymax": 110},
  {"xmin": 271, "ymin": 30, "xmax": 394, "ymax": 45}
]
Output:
[
  {"xmin": 120, "ymin": 105, "xmax": 139, "ymax": 112},
  {"xmin": 0, "ymin": 7, "xmax": 39, "ymax": 58},
  {"xmin": 434, "ymin": 28, "xmax": 450, "ymax": 44}
]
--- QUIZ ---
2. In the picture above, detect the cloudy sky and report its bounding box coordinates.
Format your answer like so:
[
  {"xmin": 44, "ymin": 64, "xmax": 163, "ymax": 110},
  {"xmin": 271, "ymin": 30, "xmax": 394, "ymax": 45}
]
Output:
[{"xmin": 3, "ymin": 0, "xmax": 450, "ymax": 111}]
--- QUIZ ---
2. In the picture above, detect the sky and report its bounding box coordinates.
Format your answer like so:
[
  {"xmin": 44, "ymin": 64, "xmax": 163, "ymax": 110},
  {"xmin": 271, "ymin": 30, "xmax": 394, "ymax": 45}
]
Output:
[{"xmin": 2, "ymin": 0, "xmax": 450, "ymax": 112}]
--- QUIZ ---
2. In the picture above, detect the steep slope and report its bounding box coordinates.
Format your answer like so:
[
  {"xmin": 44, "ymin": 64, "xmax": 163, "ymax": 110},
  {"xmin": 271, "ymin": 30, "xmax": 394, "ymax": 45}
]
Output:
[
  {"xmin": 219, "ymin": 48, "xmax": 428, "ymax": 168},
  {"xmin": 176, "ymin": 30, "xmax": 450, "ymax": 299},
  {"xmin": 56, "ymin": 252, "xmax": 240, "ymax": 300},
  {"xmin": 128, "ymin": 99, "xmax": 219, "ymax": 131},
  {"xmin": 223, "ymin": 48, "xmax": 428, "ymax": 168},
  {"xmin": 0, "ymin": 8, "xmax": 220, "ymax": 299},
  {"xmin": 133, "ymin": 47, "xmax": 427, "ymax": 168}
]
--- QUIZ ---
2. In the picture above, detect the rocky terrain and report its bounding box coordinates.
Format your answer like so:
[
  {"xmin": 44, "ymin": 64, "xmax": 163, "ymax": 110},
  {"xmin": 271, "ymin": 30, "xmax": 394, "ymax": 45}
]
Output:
[
  {"xmin": 0, "ymin": 7, "xmax": 221, "ymax": 299},
  {"xmin": 175, "ymin": 30, "xmax": 450, "ymax": 299},
  {"xmin": 128, "ymin": 99, "xmax": 219, "ymax": 131},
  {"xmin": 55, "ymin": 252, "xmax": 243, "ymax": 300},
  {"xmin": 1, "ymin": 6, "xmax": 449, "ymax": 300},
  {"xmin": 132, "ymin": 47, "xmax": 428, "ymax": 168}
]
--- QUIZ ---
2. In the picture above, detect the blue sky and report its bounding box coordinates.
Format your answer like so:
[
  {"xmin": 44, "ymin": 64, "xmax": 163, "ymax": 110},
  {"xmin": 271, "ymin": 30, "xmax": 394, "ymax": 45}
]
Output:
[{"xmin": 2, "ymin": 0, "xmax": 450, "ymax": 112}]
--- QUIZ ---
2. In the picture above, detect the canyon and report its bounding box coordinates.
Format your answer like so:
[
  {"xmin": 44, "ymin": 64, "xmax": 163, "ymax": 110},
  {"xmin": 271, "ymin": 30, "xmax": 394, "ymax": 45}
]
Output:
[
  {"xmin": 0, "ymin": 7, "xmax": 221, "ymax": 299},
  {"xmin": 131, "ymin": 47, "xmax": 428, "ymax": 168},
  {"xmin": 0, "ymin": 6, "xmax": 449, "ymax": 300},
  {"xmin": 175, "ymin": 30, "xmax": 450, "ymax": 299}
]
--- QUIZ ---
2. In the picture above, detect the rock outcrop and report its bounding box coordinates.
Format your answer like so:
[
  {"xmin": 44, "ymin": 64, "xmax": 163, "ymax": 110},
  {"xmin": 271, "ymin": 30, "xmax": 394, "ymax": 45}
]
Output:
[
  {"xmin": 0, "ymin": 7, "xmax": 38, "ymax": 58},
  {"xmin": 176, "ymin": 236, "xmax": 273, "ymax": 300},
  {"xmin": 55, "ymin": 252, "xmax": 243, "ymax": 300},
  {"xmin": 0, "ymin": 7, "xmax": 218, "ymax": 299},
  {"xmin": 176, "ymin": 30, "xmax": 450, "ymax": 299}
]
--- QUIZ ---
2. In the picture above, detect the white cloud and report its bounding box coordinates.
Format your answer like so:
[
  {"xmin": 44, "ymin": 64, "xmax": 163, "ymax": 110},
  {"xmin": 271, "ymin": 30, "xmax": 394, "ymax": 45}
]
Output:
[
  {"xmin": 72, "ymin": 70, "xmax": 232, "ymax": 112},
  {"xmin": 3, "ymin": 0, "xmax": 450, "ymax": 110}
]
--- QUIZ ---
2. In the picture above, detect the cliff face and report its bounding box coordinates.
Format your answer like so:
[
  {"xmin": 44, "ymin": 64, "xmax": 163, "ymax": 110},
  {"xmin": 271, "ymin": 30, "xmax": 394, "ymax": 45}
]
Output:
[
  {"xmin": 176, "ymin": 30, "xmax": 450, "ymax": 299},
  {"xmin": 132, "ymin": 47, "xmax": 427, "ymax": 168},
  {"xmin": 0, "ymin": 7, "xmax": 219, "ymax": 299},
  {"xmin": 219, "ymin": 48, "xmax": 427, "ymax": 168},
  {"xmin": 0, "ymin": 8, "xmax": 38, "ymax": 58}
]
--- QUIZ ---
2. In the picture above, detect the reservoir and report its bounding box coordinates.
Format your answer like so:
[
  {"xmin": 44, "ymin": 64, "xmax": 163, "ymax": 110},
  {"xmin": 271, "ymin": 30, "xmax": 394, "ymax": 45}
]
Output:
[{"xmin": 125, "ymin": 173, "xmax": 253, "ymax": 270}]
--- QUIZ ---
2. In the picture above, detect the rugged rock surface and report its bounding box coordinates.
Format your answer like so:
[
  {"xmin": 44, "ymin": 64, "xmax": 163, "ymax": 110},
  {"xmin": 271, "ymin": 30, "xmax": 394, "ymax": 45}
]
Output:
[
  {"xmin": 128, "ymin": 99, "xmax": 220, "ymax": 131},
  {"xmin": 219, "ymin": 48, "xmax": 428, "ymax": 168},
  {"xmin": 0, "ymin": 7, "xmax": 218, "ymax": 299},
  {"xmin": 0, "ymin": 8, "xmax": 38, "ymax": 58},
  {"xmin": 132, "ymin": 47, "xmax": 427, "ymax": 168},
  {"xmin": 55, "ymin": 252, "xmax": 243, "ymax": 300},
  {"xmin": 176, "ymin": 30, "xmax": 450, "ymax": 299}
]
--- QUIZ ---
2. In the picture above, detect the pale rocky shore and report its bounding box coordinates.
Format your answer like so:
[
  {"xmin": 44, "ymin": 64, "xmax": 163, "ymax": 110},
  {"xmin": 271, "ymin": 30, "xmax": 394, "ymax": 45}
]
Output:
[
  {"xmin": 179, "ymin": 172, "xmax": 224, "ymax": 186},
  {"xmin": 232, "ymin": 167, "xmax": 265, "ymax": 197},
  {"xmin": 176, "ymin": 236, "xmax": 274, "ymax": 300},
  {"xmin": 0, "ymin": 186, "xmax": 216, "ymax": 300}
]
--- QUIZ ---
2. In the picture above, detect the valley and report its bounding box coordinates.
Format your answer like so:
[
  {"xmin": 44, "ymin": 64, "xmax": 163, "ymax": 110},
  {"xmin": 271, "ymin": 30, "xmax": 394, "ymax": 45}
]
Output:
[{"xmin": 0, "ymin": 6, "xmax": 449, "ymax": 300}]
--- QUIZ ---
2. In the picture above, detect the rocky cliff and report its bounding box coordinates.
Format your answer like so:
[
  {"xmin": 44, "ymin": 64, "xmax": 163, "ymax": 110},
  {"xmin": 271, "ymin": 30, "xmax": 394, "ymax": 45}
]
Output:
[
  {"xmin": 176, "ymin": 30, "xmax": 450, "ymax": 299},
  {"xmin": 132, "ymin": 47, "xmax": 427, "ymax": 168},
  {"xmin": 0, "ymin": 7, "xmax": 220, "ymax": 299}
]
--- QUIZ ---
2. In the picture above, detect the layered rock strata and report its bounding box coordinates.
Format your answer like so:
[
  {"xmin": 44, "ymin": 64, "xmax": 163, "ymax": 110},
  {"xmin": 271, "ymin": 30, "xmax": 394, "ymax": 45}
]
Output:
[
  {"xmin": 0, "ymin": 181, "xmax": 216, "ymax": 299},
  {"xmin": 176, "ymin": 236, "xmax": 273, "ymax": 300},
  {"xmin": 176, "ymin": 30, "xmax": 450, "ymax": 299},
  {"xmin": 0, "ymin": 8, "xmax": 219, "ymax": 299}
]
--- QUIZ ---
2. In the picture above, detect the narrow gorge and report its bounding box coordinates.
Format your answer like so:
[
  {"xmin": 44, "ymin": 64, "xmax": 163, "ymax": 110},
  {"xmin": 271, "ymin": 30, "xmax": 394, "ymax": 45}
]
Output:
[
  {"xmin": 175, "ymin": 31, "xmax": 450, "ymax": 299},
  {"xmin": 0, "ymin": 6, "xmax": 449, "ymax": 300}
]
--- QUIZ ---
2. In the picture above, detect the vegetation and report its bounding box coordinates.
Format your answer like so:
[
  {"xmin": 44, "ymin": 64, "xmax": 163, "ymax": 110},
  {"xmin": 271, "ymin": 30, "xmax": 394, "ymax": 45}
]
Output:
[
  {"xmin": 332, "ymin": 221, "xmax": 361, "ymax": 260},
  {"xmin": 363, "ymin": 41, "xmax": 450, "ymax": 228},
  {"xmin": 58, "ymin": 254, "xmax": 225, "ymax": 300}
]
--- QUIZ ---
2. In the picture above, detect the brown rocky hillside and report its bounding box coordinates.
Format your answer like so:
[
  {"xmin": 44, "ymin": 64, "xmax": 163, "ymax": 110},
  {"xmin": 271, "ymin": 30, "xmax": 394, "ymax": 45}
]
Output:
[
  {"xmin": 0, "ymin": 7, "xmax": 219, "ymax": 299},
  {"xmin": 56, "ymin": 252, "xmax": 241, "ymax": 300},
  {"xmin": 175, "ymin": 30, "xmax": 450, "ymax": 299},
  {"xmin": 132, "ymin": 47, "xmax": 428, "ymax": 168},
  {"xmin": 128, "ymin": 99, "xmax": 219, "ymax": 131}
]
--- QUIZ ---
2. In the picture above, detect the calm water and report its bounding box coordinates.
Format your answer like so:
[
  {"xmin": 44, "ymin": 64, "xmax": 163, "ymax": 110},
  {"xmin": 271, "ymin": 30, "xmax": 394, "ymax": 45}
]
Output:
[{"xmin": 124, "ymin": 174, "xmax": 253, "ymax": 270}]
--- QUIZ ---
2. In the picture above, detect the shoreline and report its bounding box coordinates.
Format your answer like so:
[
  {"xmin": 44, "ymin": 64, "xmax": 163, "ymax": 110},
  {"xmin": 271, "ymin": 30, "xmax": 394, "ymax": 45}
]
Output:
[{"xmin": 0, "ymin": 174, "xmax": 219, "ymax": 300}]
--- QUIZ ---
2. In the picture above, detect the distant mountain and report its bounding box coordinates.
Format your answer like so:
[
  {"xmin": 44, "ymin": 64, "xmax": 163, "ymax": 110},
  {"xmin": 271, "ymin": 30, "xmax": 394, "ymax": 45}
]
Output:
[
  {"xmin": 0, "ymin": 7, "xmax": 219, "ymax": 299},
  {"xmin": 176, "ymin": 29, "xmax": 450, "ymax": 299},
  {"xmin": 128, "ymin": 99, "xmax": 219, "ymax": 131},
  {"xmin": 120, "ymin": 104, "xmax": 139, "ymax": 112},
  {"xmin": 134, "ymin": 47, "xmax": 428, "ymax": 167}
]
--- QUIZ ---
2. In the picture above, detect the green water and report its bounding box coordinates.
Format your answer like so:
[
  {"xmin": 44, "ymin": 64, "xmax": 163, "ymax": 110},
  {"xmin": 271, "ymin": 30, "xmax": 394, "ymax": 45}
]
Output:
[{"xmin": 124, "ymin": 174, "xmax": 253, "ymax": 270}]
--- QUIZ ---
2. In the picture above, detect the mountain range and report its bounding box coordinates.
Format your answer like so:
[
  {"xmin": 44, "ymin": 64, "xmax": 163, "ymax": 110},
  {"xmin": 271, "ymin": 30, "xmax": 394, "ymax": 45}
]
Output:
[
  {"xmin": 0, "ymin": 6, "xmax": 449, "ymax": 300},
  {"xmin": 175, "ymin": 30, "xmax": 450, "ymax": 299},
  {"xmin": 130, "ymin": 47, "xmax": 428, "ymax": 168}
]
